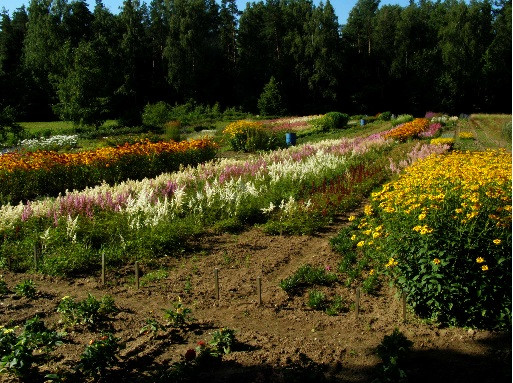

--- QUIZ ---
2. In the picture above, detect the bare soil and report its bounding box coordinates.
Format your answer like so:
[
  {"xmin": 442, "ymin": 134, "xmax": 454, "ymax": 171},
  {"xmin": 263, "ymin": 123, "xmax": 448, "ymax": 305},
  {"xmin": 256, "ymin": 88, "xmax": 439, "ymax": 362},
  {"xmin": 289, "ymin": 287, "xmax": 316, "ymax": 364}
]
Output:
[{"xmin": 0, "ymin": 213, "xmax": 511, "ymax": 382}]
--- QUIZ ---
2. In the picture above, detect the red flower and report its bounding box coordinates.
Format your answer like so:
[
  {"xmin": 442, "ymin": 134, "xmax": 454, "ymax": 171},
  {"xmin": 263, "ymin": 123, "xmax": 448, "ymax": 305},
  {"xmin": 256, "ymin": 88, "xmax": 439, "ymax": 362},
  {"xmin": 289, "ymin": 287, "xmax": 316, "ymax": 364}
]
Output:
[{"xmin": 197, "ymin": 340, "xmax": 206, "ymax": 347}]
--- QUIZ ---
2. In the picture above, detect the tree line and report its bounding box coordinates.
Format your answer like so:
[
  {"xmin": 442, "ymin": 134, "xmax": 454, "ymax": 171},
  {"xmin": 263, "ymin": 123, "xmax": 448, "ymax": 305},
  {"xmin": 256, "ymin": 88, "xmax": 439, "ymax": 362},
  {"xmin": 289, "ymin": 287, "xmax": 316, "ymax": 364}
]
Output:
[{"xmin": 0, "ymin": 0, "xmax": 511, "ymax": 126}]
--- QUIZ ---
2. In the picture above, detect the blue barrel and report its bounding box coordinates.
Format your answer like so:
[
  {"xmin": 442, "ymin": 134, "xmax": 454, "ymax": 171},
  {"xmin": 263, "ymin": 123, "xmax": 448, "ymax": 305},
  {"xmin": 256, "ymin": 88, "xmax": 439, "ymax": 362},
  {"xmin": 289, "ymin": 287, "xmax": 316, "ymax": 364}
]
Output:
[
  {"xmin": 286, "ymin": 132, "xmax": 297, "ymax": 146},
  {"xmin": 360, "ymin": 119, "xmax": 366, "ymax": 126}
]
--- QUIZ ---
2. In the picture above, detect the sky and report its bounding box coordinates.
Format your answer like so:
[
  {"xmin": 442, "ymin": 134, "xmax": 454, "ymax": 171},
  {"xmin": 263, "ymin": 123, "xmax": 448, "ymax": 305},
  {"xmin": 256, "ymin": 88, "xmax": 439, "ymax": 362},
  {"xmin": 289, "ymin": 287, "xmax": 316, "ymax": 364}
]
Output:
[{"xmin": 1, "ymin": 0, "xmax": 412, "ymax": 24}]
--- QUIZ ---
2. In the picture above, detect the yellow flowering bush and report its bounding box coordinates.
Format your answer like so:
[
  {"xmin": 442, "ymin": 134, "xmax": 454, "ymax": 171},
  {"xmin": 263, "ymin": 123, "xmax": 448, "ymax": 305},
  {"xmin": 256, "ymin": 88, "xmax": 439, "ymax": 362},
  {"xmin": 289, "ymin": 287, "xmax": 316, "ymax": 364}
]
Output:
[
  {"xmin": 223, "ymin": 120, "xmax": 283, "ymax": 152},
  {"xmin": 332, "ymin": 149, "xmax": 511, "ymax": 329},
  {"xmin": 430, "ymin": 137, "xmax": 454, "ymax": 146}
]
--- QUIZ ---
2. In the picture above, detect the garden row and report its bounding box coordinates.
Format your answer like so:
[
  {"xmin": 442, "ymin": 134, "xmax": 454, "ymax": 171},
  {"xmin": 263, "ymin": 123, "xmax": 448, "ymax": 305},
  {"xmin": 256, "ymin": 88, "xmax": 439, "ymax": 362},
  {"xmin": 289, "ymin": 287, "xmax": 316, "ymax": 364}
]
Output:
[
  {"xmin": 0, "ymin": 138, "xmax": 217, "ymax": 205},
  {"xmin": 0, "ymin": 129, "xmax": 450, "ymax": 275}
]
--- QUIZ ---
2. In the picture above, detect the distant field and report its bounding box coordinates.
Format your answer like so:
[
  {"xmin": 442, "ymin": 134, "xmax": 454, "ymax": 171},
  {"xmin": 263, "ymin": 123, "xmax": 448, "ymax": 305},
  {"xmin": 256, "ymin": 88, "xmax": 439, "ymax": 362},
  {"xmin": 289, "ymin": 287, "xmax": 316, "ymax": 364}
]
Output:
[{"xmin": 457, "ymin": 114, "xmax": 512, "ymax": 151}]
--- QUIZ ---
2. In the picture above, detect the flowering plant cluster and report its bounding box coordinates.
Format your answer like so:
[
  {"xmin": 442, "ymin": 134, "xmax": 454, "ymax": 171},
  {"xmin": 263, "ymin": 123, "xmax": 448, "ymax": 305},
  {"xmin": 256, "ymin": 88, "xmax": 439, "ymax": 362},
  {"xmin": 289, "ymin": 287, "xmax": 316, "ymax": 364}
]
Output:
[
  {"xmin": 418, "ymin": 123, "xmax": 442, "ymax": 138},
  {"xmin": 18, "ymin": 134, "xmax": 79, "ymax": 152},
  {"xmin": 384, "ymin": 118, "xmax": 430, "ymax": 141},
  {"xmin": 333, "ymin": 150, "xmax": 511, "ymax": 328},
  {"xmin": 430, "ymin": 137, "xmax": 454, "ymax": 147},
  {"xmin": 223, "ymin": 120, "xmax": 282, "ymax": 152},
  {"xmin": 261, "ymin": 115, "xmax": 324, "ymax": 132},
  {"xmin": 458, "ymin": 132, "xmax": 474, "ymax": 139},
  {"xmin": 0, "ymin": 134, "xmax": 395, "ymax": 274},
  {"xmin": 0, "ymin": 138, "xmax": 217, "ymax": 204}
]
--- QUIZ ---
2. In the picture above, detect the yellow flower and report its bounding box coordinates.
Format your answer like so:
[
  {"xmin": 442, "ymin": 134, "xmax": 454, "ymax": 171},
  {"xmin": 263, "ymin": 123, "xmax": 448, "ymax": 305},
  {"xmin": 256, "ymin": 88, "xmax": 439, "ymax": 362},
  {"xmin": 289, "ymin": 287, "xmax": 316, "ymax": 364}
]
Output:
[
  {"xmin": 351, "ymin": 234, "xmax": 357, "ymax": 241},
  {"xmin": 418, "ymin": 213, "xmax": 426, "ymax": 220},
  {"xmin": 385, "ymin": 258, "xmax": 398, "ymax": 268},
  {"xmin": 481, "ymin": 265, "xmax": 489, "ymax": 271},
  {"xmin": 493, "ymin": 239, "xmax": 501, "ymax": 245},
  {"xmin": 476, "ymin": 257, "xmax": 485, "ymax": 263},
  {"xmin": 348, "ymin": 215, "xmax": 356, "ymax": 221},
  {"xmin": 363, "ymin": 229, "xmax": 372, "ymax": 235},
  {"xmin": 433, "ymin": 258, "xmax": 440, "ymax": 265},
  {"xmin": 364, "ymin": 204, "xmax": 373, "ymax": 216},
  {"xmin": 372, "ymin": 231, "xmax": 381, "ymax": 239},
  {"xmin": 357, "ymin": 241, "xmax": 365, "ymax": 247},
  {"xmin": 369, "ymin": 269, "xmax": 374, "ymax": 276}
]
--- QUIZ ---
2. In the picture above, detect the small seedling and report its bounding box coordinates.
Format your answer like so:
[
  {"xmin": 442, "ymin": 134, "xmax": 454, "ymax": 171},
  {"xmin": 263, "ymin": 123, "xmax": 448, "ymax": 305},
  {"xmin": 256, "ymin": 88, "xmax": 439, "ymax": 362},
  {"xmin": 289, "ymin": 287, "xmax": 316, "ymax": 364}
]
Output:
[
  {"xmin": 209, "ymin": 328, "xmax": 236, "ymax": 355},
  {"xmin": 307, "ymin": 290, "xmax": 327, "ymax": 310},
  {"xmin": 163, "ymin": 297, "xmax": 193, "ymax": 328},
  {"xmin": 14, "ymin": 280, "xmax": 36, "ymax": 299},
  {"xmin": 140, "ymin": 318, "xmax": 166, "ymax": 337},
  {"xmin": 0, "ymin": 278, "xmax": 8, "ymax": 295}
]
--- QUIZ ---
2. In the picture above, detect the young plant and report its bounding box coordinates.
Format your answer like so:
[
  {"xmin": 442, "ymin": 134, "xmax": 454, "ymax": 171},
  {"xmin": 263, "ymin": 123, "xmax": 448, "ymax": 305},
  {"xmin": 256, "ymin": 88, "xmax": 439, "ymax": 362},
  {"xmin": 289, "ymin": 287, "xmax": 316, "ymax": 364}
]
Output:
[
  {"xmin": 163, "ymin": 297, "xmax": 193, "ymax": 328},
  {"xmin": 374, "ymin": 328, "xmax": 413, "ymax": 383},
  {"xmin": 140, "ymin": 318, "xmax": 166, "ymax": 338},
  {"xmin": 325, "ymin": 296, "xmax": 348, "ymax": 316},
  {"xmin": 209, "ymin": 328, "xmax": 236, "ymax": 355},
  {"xmin": 57, "ymin": 294, "xmax": 117, "ymax": 328},
  {"xmin": 307, "ymin": 290, "xmax": 327, "ymax": 310},
  {"xmin": 14, "ymin": 279, "xmax": 36, "ymax": 299},
  {"xmin": 77, "ymin": 333, "xmax": 123, "ymax": 378},
  {"xmin": 0, "ymin": 278, "xmax": 8, "ymax": 295}
]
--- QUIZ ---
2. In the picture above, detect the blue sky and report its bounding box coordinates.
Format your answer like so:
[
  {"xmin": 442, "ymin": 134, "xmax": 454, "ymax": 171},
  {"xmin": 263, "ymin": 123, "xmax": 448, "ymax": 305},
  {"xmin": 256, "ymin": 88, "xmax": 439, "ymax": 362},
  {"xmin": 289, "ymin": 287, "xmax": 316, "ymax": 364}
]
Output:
[{"xmin": 1, "ymin": 0, "xmax": 411, "ymax": 24}]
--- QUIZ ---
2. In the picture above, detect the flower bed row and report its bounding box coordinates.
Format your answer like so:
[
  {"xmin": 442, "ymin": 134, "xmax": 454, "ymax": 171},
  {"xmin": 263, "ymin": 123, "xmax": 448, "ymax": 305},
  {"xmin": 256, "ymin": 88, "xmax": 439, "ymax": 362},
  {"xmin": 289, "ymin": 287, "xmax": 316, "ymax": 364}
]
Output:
[
  {"xmin": 384, "ymin": 118, "xmax": 430, "ymax": 141},
  {"xmin": 0, "ymin": 135, "xmax": 407, "ymax": 275},
  {"xmin": 0, "ymin": 138, "xmax": 217, "ymax": 204},
  {"xmin": 332, "ymin": 149, "xmax": 511, "ymax": 329}
]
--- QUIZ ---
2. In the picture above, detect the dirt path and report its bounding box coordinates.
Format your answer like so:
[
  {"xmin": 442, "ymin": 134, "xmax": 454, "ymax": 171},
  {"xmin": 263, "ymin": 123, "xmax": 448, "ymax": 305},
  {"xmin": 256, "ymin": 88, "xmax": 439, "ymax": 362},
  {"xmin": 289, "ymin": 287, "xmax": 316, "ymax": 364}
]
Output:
[{"xmin": 0, "ymin": 213, "xmax": 511, "ymax": 382}]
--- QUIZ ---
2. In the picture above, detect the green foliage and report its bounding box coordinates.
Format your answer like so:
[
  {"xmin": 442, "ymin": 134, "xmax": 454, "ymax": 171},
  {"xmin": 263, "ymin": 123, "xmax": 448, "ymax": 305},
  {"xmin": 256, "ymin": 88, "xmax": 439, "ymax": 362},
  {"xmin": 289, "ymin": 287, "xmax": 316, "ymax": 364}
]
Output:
[
  {"xmin": 163, "ymin": 297, "xmax": 193, "ymax": 328},
  {"xmin": 140, "ymin": 269, "xmax": 168, "ymax": 287},
  {"xmin": 142, "ymin": 101, "xmax": 172, "ymax": 128},
  {"xmin": 140, "ymin": 318, "xmax": 166, "ymax": 338},
  {"xmin": 57, "ymin": 294, "xmax": 117, "ymax": 328},
  {"xmin": 314, "ymin": 112, "xmax": 349, "ymax": 132},
  {"xmin": 209, "ymin": 328, "xmax": 236, "ymax": 355},
  {"xmin": 279, "ymin": 264, "xmax": 337, "ymax": 295},
  {"xmin": 257, "ymin": 76, "xmax": 285, "ymax": 117},
  {"xmin": 325, "ymin": 296, "xmax": 348, "ymax": 316},
  {"xmin": 307, "ymin": 289, "xmax": 327, "ymax": 310},
  {"xmin": 0, "ymin": 106, "xmax": 25, "ymax": 147},
  {"xmin": 0, "ymin": 278, "xmax": 8, "ymax": 295},
  {"xmin": 14, "ymin": 279, "xmax": 36, "ymax": 299},
  {"xmin": 0, "ymin": 316, "xmax": 64, "ymax": 378},
  {"xmin": 77, "ymin": 333, "xmax": 123, "ymax": 378},
  {"xmin": 378, "ymin": 111, "xmax": 392, "ymax": 121},
  {"xmin": 373, "ymin": 328, "xmax": 412, "ymax": 383},
  {"xmin": 391, "ymin": 114, "xmax": 413, "ymax": 126}
]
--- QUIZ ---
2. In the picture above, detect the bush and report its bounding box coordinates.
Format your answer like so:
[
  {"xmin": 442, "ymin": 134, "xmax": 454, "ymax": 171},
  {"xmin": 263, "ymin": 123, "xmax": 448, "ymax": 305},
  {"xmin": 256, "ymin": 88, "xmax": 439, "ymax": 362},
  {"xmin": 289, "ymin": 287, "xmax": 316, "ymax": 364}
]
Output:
[
  {"xmin": 142, "ymin": 101, "xmax": 172, "ymax": 128},
  {"xmin": 318, "ymin": 112, "xmax": 349, "ymax": 131},
  {"xmin": 378, "ymin": 111, "xmax": 392, "ymax": 121},
  {"xmin": 391, "ymin": 114, "xmax": 413, "ymax": 127},
  {"xmin": 223, "ymin": 120, "xmax": 282, "ymax": 152},
  {"xmin": 346, "ymin": 150, "xmax": 511, "ymax": 329}
]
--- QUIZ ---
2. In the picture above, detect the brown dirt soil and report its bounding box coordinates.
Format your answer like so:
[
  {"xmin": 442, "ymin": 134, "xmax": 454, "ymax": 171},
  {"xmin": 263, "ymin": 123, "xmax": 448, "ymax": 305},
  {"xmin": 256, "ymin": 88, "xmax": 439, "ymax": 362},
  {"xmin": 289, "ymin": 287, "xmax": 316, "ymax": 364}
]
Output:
[{"xmin": 0, "ymin": 213, "xmax": 511, "ymax": 382}]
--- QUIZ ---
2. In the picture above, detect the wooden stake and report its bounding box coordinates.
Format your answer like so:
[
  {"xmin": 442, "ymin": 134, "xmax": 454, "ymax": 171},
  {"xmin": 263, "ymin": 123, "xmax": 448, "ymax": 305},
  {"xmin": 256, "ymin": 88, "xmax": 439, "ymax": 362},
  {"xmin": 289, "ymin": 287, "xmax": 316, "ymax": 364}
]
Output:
[
  {"xmin": 402, "ymin": 293, "xmax": 407, "ymax": 323},
  {"xmin": 257, "ymin": 276, "xmax": 262, "ymax": 305},
  {"xmin": 101, "ymin": 252, "xmax": 105, "ymax": 286},
  {"xmin": 355, "ymin": 288, "xmax": 361, "ymax": 320},
  {"xmin": 135, "ymin": 261, "xmax": 140, "ymax": 290},
  {"xmin": 214, "ymin": 268, "xmax": 219, "ymax": 300}
]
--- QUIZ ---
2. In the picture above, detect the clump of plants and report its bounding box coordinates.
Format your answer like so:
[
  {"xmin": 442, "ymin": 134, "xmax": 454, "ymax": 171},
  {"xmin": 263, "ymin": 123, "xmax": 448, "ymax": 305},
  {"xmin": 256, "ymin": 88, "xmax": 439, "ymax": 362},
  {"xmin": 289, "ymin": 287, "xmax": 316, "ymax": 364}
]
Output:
[
  {"xmin": 313, "ymin": 112, "xmax": 349, "ymax": 131},
  {"xmin": 14, "ymin": 279, "xmax": 37, "ymax": 299},
  {"xmin": 57, "ymin": 294, "xmax": 117, "ymax": 328},
  {"xmin": 333, "ymin": 150, "xmax": 512, "ymax": 329},
  {"xmin": 307, "ymin": 290, "xmax": 348, "ymax": 315},
  {"xmin": 163, "ymin": 296, "xmax": 194, "ymax": 328},
  {"xmin": 140, "ymin": 318, "xmax": 166, "ymax": 338},
  {"xmin": 0, "ymin": 316, "xmax": 64, "ymax": 378},
  {"xmin": 279, "ymin": 264, "xmax": 338, "ymax": 295},
  {"xmin": 373, "ymin": 328, "xmax": 413, "ymax": 383},
  {"xmin": 223, "ymin": 120, "xmax": 283, "ymax": 152},
  {"xmin": 77, "ymin": 333, "xmax": 123, "ymax": 379}
]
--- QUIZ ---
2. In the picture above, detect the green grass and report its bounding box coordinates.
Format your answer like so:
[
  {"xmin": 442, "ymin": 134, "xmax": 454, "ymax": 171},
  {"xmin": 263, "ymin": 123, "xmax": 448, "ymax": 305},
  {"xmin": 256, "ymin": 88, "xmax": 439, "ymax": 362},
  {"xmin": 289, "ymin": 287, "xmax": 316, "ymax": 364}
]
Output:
[{"xmin": 466, "ymin": 114, "xmax": 512, "ymax": 151}]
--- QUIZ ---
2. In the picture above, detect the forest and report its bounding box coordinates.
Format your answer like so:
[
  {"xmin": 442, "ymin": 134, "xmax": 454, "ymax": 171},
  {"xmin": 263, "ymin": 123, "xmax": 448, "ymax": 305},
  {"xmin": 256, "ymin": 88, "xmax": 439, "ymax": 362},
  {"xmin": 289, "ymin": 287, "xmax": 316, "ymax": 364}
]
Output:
[{"xmin": 0, "ymin": 0, "xmax": 511, "ymax": 126}]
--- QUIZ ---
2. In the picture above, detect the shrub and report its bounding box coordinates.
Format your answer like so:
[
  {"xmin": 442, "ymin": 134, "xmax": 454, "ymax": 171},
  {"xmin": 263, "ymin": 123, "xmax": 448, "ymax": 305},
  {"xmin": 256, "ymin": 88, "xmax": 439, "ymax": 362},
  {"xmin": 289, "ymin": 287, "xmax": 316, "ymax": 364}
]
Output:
[
  {"xmin": 307, "ymin": 289, "xmax": 327, "ymax": 310},
  {"xmin": 57, "ymin": 294, "xmax": 117, "ymax": 328},
  {"xmin": 391, "ymin": 114, "xmax": 413, "ymax": 127},
  {"xmin": 142, "ymin": 101, "xmax": 172, "ymax": 128},
  {"xmin": 14, "ymin": 280, "xmax": 36, "ymax": 299},
  {"xmin": 318, "ymin": 112, "xmax": 349, "ymax": 131},
  {"xmin": 378, "ymin": 111, "xmax": 392, "ymax": 121},
  {"xmin": 223, "ymin": 120, "xmax": 282, "ymax": 152}
]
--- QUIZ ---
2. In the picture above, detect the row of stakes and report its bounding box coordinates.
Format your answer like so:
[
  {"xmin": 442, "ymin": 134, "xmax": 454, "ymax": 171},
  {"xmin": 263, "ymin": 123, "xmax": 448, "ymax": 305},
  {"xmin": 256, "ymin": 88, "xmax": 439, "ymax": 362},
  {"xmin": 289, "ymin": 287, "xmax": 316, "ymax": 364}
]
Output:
[{"xmin": 33, "ymin": 248, "xmax": 408, "ymax": 322}]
